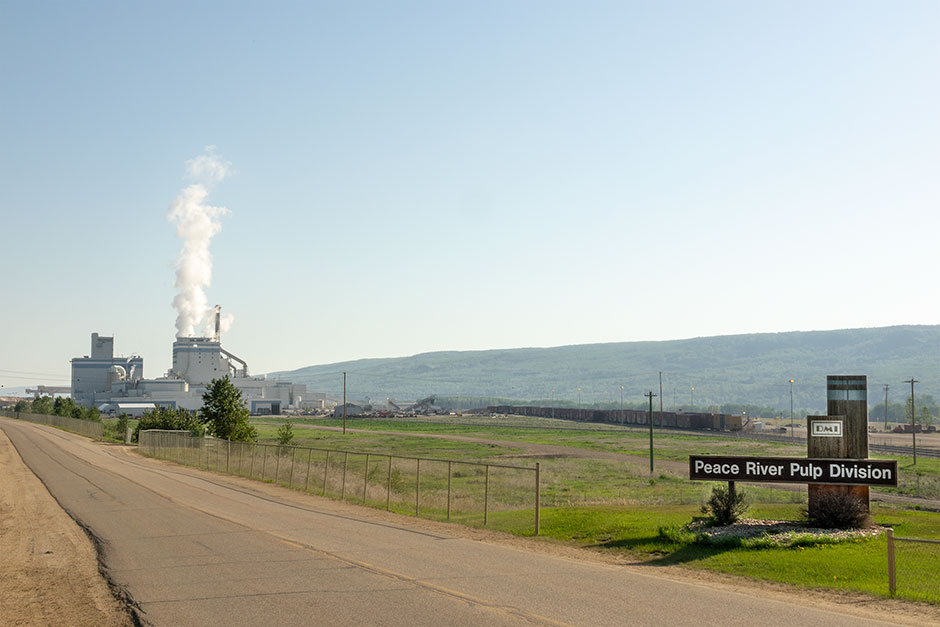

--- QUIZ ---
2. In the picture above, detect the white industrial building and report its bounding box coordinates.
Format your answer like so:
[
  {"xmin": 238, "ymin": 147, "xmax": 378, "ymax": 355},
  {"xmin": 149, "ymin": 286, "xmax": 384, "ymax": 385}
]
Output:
[{"xmin": 71, "ymin": 313, "xmax": 306, "ymax": 415}]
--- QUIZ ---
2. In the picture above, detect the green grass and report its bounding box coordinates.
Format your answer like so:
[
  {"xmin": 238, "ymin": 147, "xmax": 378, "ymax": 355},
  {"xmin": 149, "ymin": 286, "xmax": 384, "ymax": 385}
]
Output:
[
  {"xmin": 252, "ymin": 422, "xmax": 520, "ymax": 460},
  {"xmin": 486, "ymin": 503, "xmax": 940, "ymax": 603},
  {"xmin": 101, "ymin": 417, "xmax": 139, "ymax": 442},
  {"xmin": 254, "ymin": 417, "xmax": 940, "ymax": 500},
  {"xmin": 241, "ymin": 416, "xmax": 940, "ymax": 603}
]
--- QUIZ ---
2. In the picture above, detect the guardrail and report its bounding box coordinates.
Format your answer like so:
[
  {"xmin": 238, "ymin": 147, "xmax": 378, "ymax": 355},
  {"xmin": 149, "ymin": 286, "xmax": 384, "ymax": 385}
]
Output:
[
  {"xmin": 887, "ymin": 529, "xmax": 940, "ymax": 602},
  {"xmin": 0, "ymin": 408, "xmax": 104, "ymax": 439},
  {"xmin": 138, "ymin": 430, "xmax": 541, "ymax": 534}
]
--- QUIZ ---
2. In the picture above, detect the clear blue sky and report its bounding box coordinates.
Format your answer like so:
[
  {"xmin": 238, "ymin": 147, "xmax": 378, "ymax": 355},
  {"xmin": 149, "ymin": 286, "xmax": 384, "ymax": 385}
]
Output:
[{"xmin": 2, "ymin": 1, "xmax": 938, "ymax": 388}]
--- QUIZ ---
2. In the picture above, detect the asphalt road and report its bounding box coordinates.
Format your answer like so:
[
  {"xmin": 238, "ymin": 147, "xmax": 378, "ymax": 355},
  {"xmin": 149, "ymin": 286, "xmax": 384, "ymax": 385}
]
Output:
[{"xmin": 1, "ymin": 417, "xmax": 910, "ymax": 627}]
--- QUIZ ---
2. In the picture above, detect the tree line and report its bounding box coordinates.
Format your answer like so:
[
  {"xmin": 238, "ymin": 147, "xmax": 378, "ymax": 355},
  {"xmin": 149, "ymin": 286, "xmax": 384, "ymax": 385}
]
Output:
[
  {"xmin": 15, "ymin": 377, "xmax": 259, "ymax": 443},
  {"xmin": 14, "ymin": 396, "xmax": 101, "ymax": 422}
]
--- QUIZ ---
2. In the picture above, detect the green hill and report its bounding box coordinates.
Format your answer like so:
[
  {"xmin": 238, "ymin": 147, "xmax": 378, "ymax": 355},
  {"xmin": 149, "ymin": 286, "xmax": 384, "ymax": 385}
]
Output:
[{"xmin": 268, "ymin": 325, "xmax": 939, "ymax": 413}]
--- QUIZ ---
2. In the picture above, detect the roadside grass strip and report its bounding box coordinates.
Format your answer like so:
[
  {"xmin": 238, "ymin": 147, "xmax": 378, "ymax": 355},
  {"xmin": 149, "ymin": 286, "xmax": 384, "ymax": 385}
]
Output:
[{"xmin": 486, "ymin": 503, "xmax": 939, "ymax": 604}]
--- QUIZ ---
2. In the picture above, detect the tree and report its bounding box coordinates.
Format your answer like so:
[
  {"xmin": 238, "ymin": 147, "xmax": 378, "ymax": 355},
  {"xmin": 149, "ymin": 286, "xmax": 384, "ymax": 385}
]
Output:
[
  {"xmin": 200, "ymin": 376, "xmax": 257, "ymax": 442},
  {"xmin": 920, "ymin": 405, "xmax": 936, "ymax": 428},
  {"xmin": 32, "ymin": 396, "xmax": 53, "ymax": 415},
  {"xmin": 53, "ymin": 396, "xmax": 75, "ymax": 417},
  {"xmin": 276, "ymin": 419, "xmax": 295, "ymax": 446}
]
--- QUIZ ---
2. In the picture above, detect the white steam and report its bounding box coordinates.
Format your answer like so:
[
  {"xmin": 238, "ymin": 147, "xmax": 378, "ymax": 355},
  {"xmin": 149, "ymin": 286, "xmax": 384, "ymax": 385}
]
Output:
[{"xmin": 168, "ymin": 148, "xmax": 232, "ymax": 338}]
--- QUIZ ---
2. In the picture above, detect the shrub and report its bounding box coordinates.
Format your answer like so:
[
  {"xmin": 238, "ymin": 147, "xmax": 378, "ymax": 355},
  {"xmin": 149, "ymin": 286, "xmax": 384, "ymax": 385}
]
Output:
[
  {"xmin": 803, "ymin": 490, "xmax": 870, "ymax": 529},
  {"xmin": 133, "ymin": 407, "xmax": 204, "ymax": 442},
  {"xmin": 276, "ymin": 420, "xmax": 295, "ymax": 446},
  {"xmin": 116, "ymin": 414, "xmax": 130, "ymax": 440},
  {"xmin": 701, "ymin": 484, "xmax": 748, "ymax": 526}
]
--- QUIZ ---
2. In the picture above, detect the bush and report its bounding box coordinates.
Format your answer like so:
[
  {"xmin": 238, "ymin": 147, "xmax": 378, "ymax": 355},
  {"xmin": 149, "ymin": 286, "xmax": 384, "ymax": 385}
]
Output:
[
  {"xmin": 803, "ymin": 490, "xmax": 870, "ymax": 529},
  {"xmin": 276, "ymin": 420, "xmax": 295, "ymax": 446},
  {"xmin": 133, "ymin": 407, "xmax": 204, "ymax": 443},
  {"xmin": 701, "ymin": 484, "xmax": 748, "ymax": 526},
  {"xmin": 116, "ymin": 414, "xmax": 130, "ymax": 440}
]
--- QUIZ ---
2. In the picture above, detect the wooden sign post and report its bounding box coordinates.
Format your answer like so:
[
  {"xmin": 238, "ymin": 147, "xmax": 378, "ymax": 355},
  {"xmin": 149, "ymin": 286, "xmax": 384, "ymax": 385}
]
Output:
[{"xmin": 808, "ymin": 375, "xmax": 870, "ymax": 516}]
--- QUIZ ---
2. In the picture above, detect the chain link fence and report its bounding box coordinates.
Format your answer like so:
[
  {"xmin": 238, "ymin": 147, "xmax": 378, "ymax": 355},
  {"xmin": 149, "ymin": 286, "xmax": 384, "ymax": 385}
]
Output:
[
  {"xmin": 887, "ymin": 529, "xmax": 940, "ymax": 603},
  {"xmin": 0, "ymin": 408, "xmax": 104, "ymax": 439},
  {"xmin": 139, "ymin": 430, "xmax": 541, "ymax": 534}
]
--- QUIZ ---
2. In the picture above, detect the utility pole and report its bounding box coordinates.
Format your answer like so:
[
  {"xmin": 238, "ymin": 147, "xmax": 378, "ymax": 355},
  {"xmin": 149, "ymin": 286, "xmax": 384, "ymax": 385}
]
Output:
[
  {"xmin": 577, "ymin": 388, "xmax": 582, "ymax": 421},
  {"xmin": 883, "ymin": 384, "xmax": 889, "ymax": 432},
  {"xmin": 659, "ymin": 371, "xmax": 663, "ymax": 427},
  {"xmin": 619, "ymin": 385, "xmax": 624, "ymax": 425},
  {"xmin": 645, "ymin": 391, "xmax": 657, "ymax": 473},
  {"xmin": 904, "ymin": 378, "xmax": 918, "ymax": 465},
  {"xmin": 690, "ymin": 386, "xmax": 694, "ymax": 408},
  {"xmin": 789, "ymin": 378, "xmax": 795, "ymax": 441},
  {"xmin": 342, "ymin": 371, "xmax": 347, "ymax": 435},
  {"xmin": 551, "ymin": 388, "xmax": 555, "ymax": 420}
]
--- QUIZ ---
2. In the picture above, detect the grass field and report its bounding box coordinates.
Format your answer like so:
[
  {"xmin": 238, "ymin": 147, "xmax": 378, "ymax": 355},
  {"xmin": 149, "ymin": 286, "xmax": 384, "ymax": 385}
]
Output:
[
  {"xmin": 249, "ymin": 414, "xmax": 940, "ymax": 604},
  {"xmin": 255, "ymin": 416, "xmax": 940, "ymax": 500}
]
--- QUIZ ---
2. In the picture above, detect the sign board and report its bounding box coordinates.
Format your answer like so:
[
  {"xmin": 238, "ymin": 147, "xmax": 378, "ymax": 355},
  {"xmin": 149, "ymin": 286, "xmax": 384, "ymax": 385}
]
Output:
[
  {"xmin": 689, "ymin": 455, "xmax": 898, "ymax": 487},
  {"xmin": 811, "ymin": 420, "xmax": 843, "ymax": 437}
]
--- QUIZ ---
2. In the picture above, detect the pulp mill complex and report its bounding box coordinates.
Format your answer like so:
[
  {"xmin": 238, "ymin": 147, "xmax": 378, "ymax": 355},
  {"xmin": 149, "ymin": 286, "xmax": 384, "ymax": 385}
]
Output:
[{"xmin": 71, "ymin": 308, "xmax": 309, "ymax": 416}]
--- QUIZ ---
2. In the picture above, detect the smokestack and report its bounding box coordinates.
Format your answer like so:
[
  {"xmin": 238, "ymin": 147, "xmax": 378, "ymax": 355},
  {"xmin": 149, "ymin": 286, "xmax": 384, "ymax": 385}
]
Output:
[{"xmin": 214, "ymin": 305, "xmax": 221, "ymax": 341}]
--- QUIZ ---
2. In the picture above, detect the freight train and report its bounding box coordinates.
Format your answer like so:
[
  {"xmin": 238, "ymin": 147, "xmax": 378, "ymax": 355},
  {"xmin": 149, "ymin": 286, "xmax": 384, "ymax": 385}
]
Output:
[{"xmin": 485, "ymin": 405, "xmax": 745, "ymax": 431}]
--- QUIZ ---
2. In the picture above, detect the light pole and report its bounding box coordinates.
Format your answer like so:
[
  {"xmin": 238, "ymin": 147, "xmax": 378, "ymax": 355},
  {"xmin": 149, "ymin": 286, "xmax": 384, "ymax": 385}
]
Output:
[
  {"xmin": 577, "ymin": 388, "xmax": 582, "ymax": 421},
  {"xmin": 619, "ymin": 385, "xmax": 624, "ymax": 425},
  {"xmin": 789, "ymin": 379, "xmax": 795, "ymax": 441}
]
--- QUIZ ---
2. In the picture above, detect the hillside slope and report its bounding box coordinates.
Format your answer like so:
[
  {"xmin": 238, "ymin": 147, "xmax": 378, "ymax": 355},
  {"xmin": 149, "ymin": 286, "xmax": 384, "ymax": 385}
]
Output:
[{"xmin": 269, "ymin": 325, "xmax": 939, "ymax": 412}]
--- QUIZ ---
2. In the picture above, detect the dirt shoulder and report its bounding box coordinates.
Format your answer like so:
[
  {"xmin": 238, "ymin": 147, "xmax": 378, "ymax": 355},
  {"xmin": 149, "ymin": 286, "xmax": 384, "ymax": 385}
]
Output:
[{"xmin": 0, "ymin": 427, "xmax": 134, "ymax": 627}]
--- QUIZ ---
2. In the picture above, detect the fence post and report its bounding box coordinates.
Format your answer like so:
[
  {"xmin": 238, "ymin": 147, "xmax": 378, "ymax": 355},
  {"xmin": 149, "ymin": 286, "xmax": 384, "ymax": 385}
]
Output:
[
  {"xmin": 363, "ymin": 454, "xmax": 370, "ymax": 503},
  {"xmin": 323, "ymin": 450, "xmax": 330, "ymax": 495},
  {"xmin": 386, "ymin": 456, "xmax": 392, "ymax": 511},
  {"xmin": 341, "ymin": 452, "xmax": 348, "ymax": 501},
  {"xmin": 887, "ymin": 528, "xmax": 896, "ymax": 596},
  {"xmin": 447, "ymin": 461, "xmax": 452, "ymax": 521},
  {"xmin": 262, "ymin": 445, "xmax": 268, "ymax": 480},
  {"xmin": 250, "ymin": 444, "xmax": 256, "ymax": 478},
  {"xmin": 305, "ymin": 449, "xmax": 312, "ymax": 492},
  {"xmin": 289, "ymin": 448, "xmax": 297, "ymax": 489},
  {"xmin": 226, "ymin": 440, "xmax": 231, "ymax": 473},
  {"xmin": 275, "ymin": 446, "xmax": 282, "ymax": 484},
  {"xmin": 415, "ymin": 458, "xmax": 421, "ymax": 516},
  {"xmin": 535, "ymin": 462, "xmax": 541, "ymax": 536},
  {"xmin": 484, "ymin": 464, "xmax": 490, "ymax": 526}
]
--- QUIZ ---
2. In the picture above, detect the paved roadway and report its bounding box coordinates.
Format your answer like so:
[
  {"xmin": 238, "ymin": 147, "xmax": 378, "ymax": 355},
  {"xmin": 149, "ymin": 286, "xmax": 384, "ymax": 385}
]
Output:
[{"xmin": 1, "ymin": 417, "xmax": 910, "ymax": 627}]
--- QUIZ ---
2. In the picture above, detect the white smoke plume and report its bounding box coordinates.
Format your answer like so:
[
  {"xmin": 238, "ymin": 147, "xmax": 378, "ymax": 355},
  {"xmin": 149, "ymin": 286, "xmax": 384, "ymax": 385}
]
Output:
[
  {"xmin": 168, "ymin": 147, "xmax": 232, "ymax": 338},
  {"xmin": 202, "ymin": 311, "xmax": 235, "ymax": 337}
]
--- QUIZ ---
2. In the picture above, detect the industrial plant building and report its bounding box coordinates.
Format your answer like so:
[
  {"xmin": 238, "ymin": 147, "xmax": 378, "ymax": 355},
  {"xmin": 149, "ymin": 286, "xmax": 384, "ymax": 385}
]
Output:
[{"xmin": 71, "ymin": 312, "xmax": 306, "ymax": 416}]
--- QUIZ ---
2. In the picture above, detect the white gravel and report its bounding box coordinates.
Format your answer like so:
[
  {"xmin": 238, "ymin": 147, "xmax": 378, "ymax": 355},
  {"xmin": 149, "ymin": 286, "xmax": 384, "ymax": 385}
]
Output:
[{"xmin": 688, "ymin": 518, "xmax": 884, "ymax": 545}]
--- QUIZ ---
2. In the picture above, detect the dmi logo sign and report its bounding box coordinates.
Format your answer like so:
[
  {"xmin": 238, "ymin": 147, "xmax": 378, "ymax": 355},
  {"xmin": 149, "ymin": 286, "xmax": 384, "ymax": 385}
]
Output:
[{"xmin": 812, "ymin": 420, "xmax": 843, "ymax": 437}]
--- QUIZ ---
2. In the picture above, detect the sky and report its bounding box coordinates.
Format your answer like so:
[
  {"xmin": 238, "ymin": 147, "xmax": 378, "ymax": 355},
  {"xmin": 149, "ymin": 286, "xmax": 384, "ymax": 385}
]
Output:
[{"xmin": 1, "ymin": 1, "xmax": 938, "ymax": 390}]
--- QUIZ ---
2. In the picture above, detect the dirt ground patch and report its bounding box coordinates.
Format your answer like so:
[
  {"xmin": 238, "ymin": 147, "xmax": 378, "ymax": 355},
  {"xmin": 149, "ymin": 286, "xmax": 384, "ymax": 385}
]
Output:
[{"xmin": 0, "ymin": 428, "xmax": 134, "ymax": 627}]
